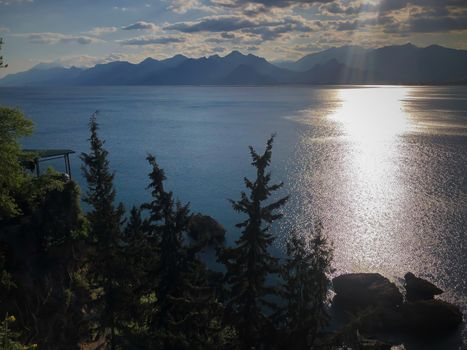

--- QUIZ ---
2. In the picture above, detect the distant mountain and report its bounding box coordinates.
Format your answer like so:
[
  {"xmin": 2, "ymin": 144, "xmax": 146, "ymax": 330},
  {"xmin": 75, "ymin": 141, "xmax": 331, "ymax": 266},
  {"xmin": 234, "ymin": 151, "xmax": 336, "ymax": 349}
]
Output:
[
  {"xmin": 220, "ymin": 64, "xmax": 277, "ymax": 85},
  {"xmin": 284, "ymin": 43, "xmax": 467, "ymax": 84},
  {"xmin": 0, "ymin": 65, "xmax": 84, "ymax": 86},
  {"xmin": 1, "ymin": 44, "xmax": 466, "ymax": 86},
  {"xmin": 277, "ymin": 45, "xmax": 369, "ymax": 72},
  {"xmin": 74, "ymin": 54, "xmax": 189, "ymax": 85},
  {"xmin": 139, "ymin": 51, "xmax": 291, "ymax": 85},
  {"xmin": 368, "ymin": 44, "xmax": 467, "ymax": 84},
  {"xmin": 293, "ymin": 59, "xmax": 370, "ymax": 84}
]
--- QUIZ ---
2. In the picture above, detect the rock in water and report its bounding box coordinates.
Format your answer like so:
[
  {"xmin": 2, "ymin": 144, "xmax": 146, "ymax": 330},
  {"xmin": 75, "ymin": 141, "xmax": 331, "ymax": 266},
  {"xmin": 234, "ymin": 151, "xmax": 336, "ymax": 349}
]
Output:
[
  {"xmin": 188, "ymin": 213, "xmax": 226, "ymax": 246},
  {"xmin": 401, "ymin": 299, "xmax": 463, "ymax": 334},
  {"xmin": 332, "ymin": 273, "xmax": 403, "ymax": 310},
  {"xmin": 404, "ymin": 272, "xmax": 443, "ymax": 302}
]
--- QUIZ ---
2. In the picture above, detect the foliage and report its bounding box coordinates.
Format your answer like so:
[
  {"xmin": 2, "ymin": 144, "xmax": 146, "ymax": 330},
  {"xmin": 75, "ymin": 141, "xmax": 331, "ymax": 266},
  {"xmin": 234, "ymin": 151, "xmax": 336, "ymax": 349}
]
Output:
[
  {"xmin": 0, "ymin": 107, "xmax": 33, "ymax": 220},
  {"xmin": 142, "ymin": 154, "xmax": 227, "ymax": 350},
  {"xmin": 17, "ymin": 168, "xmax": 71, "ymax": 216},
  {"xmin": 279, "ymin": 221, "xmax": 333, "ymax": 349},
  {"xmin": 219, "ymin": 135, "xmax": 288, "ymax": 349},
  {"xmin": 80, "ymin": 112, "xmax": 125, "ymax": 349},
  {"xmin": 0, "ymin": 176, "xmax": 90, "ymax": 349},
  {"xmin": 0, "ymin": 315, "xmax": 36, "ymax": 350},
  {"xmin": 0, "ymin": 111, "xmax": 340, "ymax": 349}
]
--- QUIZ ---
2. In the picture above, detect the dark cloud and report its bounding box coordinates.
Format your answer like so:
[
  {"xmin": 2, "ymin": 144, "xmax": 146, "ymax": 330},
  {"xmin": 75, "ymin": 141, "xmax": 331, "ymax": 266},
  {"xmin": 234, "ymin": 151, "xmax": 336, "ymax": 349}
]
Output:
[
  {"xmin": 204, "ymin": 32, "xmax": 262, "ymax": 45},
  {"xmin": 211, "ymin": 0, "xmax": 333, "ymax": 8},
  {"xmin": 320, "ymin": 2, "xmax": 377, "ymax": 16},
  {"xmin": 374, "ymin": 0, "xmax": 467, "ymax": 34},
  {"xmin": 408, "ymin": 15, "xmax": 467, "ymax": 32},
  {"xmin": 243, "ymin": 18, "xmax": 313, "ymax": 40},
  {"xmin": 166, "ymin": 16, "xmax": 259, "ymax": 32},
  {"xmin": 378, "ymin": 0, "xmax": 467, "ymax": 14},
  {"xmin": 166, "ymin": 15, "xmax": 313, "ymax": 41},
  {"xmin": 335, "ymin": 20, "xmax": 359, "ymax": 31}
]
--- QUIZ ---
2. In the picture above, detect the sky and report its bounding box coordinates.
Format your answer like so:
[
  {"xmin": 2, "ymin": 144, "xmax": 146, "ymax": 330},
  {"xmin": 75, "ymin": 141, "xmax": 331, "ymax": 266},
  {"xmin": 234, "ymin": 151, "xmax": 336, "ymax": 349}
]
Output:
[{"xmin": 1, "ymin": 0, "xmax": 467, "ymax": 76}]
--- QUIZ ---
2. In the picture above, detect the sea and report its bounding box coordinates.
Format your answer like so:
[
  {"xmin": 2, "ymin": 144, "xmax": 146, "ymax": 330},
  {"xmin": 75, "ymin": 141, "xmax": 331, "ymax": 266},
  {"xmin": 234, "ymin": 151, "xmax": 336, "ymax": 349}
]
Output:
[{"xmin": 1, "ymin": 85, "xmax": 466, "ymax": 348}]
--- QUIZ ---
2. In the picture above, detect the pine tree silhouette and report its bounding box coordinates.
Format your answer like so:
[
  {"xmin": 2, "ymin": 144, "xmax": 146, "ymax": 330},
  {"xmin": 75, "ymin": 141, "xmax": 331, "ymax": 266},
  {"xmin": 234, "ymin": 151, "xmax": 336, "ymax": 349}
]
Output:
[
  {"xmin": 220, "ymin": 135, "xmax": 288, "ymax": 349},
  {"xmin": 80, "ymin": 112, "xmax": 125, "ymax": 350}
]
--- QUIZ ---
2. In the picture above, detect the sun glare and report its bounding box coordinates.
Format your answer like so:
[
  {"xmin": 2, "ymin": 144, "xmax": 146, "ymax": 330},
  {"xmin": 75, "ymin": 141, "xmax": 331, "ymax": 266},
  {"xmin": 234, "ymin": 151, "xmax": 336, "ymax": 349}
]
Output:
[
  {"xmin": 327, "ymin": 86, "xmax": 414, "ymax": 270},
  {"xmin": 331, "ymin": 86, "xmax": 411, "ymax": 142}
]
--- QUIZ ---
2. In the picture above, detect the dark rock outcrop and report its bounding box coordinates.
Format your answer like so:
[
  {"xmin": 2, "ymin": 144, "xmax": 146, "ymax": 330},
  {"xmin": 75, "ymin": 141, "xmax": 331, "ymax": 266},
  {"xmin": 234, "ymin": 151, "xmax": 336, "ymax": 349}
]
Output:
[
  {"xmin": 404, "ymin": 272, "xmax": 443, "ymax": 302},
  {"xmin": 332, "ymin": 273, "xmax": 403, "ymax": 310},
  {"xmin": 188, "ymin": 214, "xmax": 225, "ymax": 246},
  {"xmin": 401, "ymin": 299, "xmax": 463, "ymax": 334},
  {"xmin": 332, "ymin": 272, "xmax": 463, "ymax": 340}
]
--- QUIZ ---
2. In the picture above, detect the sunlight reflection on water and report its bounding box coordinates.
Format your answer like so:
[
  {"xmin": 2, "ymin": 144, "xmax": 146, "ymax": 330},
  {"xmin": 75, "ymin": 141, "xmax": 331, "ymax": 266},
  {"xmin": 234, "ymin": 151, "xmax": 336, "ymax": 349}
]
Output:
[
  {"xmin": 332, "ymin": 87, "xmax": 410, "ymax": 272},
  {"xmin": 284, "ymin": 87, "xmax": 466, "ymax": 325}
]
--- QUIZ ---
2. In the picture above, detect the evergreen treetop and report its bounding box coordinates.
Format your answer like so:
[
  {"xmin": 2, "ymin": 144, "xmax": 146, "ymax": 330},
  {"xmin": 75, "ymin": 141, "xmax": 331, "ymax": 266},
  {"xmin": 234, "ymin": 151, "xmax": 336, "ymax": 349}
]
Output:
[
  {"xmin": 221, "ymin": 135, "xmax": 288, "ymax": 349},
  {"xmin": 280, "ymin": 221, "xmax": 333, "ymax": 349},
  {"xmin": 80, "ymin": 112, "xmax": 125, "ymax": 349}
]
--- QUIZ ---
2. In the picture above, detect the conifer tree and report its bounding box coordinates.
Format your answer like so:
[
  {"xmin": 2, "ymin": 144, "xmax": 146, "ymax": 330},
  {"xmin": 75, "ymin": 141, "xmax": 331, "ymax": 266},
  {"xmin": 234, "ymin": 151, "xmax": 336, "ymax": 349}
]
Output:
[
  {"xmin": 280, "ymin": 221, "xmax": 333, "ymax": 349},
  {"xmin": 142, "ymin": 154, "xmax": 226, "ymax": 350},
  {"xmin": 80, "ymin": 112, "xmax": 125, "ymax": 349},
  {"xmin": 142, "ymin": 154, "xmax": 188, "ymax": 329},
  {"xmin": 220, "ymin": 135, "xmax": 288, "ymax": 350},
  {"xmin": 118, "ymin": 206, "xmax": 153, "ymax": 346}
]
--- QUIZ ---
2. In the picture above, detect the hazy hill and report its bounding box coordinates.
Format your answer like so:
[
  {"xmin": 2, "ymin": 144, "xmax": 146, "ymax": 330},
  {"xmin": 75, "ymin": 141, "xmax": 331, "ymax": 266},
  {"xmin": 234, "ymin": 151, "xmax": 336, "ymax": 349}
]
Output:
[
  {"xmin": 293, "ymin": 59, "xmax": 371, "ymax": 84},
  {"xmin": 220, "ymin": 64, "xmax": 277, "ymax": 85},
  {"xmin": 0, "ymin": 64, "xmax": 84, "ymax": 86},
  {"xmin": 1, "ymin": 44, "xmax": 466, "ymax": 86},
  {"xmin": 74, "ymin": 54, "xmax": 189, "ymax": 85},
  {"xmin": 278, "ymin": 45, "xmax": 370, "ymax": 72},
  {"xmin": 283, "ymin": 43, "xmax": 467, "ymax": 84}
]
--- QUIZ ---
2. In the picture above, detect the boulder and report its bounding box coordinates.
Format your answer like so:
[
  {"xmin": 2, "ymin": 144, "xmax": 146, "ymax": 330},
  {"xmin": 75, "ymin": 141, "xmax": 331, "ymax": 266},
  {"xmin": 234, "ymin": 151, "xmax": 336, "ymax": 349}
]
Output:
[
  {"xmin": 333, "ymin": 273, "xmax": 403, "ymax": 310},
  {"xmin": 404, "ymin": 272, "xmax": 443, "ymax": 302},
  {"xmin": 401, "ymin": 299, "xmax": 463, "ymax": 334},
  {"xmin": 188, "ymin": 214, "xmax": 226, "ymax": 246}
]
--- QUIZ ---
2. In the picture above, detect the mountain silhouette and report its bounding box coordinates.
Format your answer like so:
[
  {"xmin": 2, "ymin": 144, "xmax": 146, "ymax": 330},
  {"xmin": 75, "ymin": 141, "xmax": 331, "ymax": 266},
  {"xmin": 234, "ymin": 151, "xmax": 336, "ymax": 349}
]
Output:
[
  {"xmin": 1, "ymin": 44, "xmax": 466, "ymax": 86},
  {"xmin": 283, "ymin": 43, "xmax": 467, "ymax": 84}
]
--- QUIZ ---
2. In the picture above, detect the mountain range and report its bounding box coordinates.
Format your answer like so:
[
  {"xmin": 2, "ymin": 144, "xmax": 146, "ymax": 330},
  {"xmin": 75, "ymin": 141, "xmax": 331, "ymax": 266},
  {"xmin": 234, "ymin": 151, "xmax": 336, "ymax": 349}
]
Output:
[{"xmin": 1, "ymin": 43, "xmax": 467, "ymax": 86}]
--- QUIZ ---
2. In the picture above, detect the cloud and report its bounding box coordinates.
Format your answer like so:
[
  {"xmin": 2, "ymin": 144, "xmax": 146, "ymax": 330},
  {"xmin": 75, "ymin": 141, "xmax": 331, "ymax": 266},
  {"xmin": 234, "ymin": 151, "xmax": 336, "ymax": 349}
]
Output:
[
  {"xmin": 378, "ymin": 0, "xmax": 467, "ymax": 14},
  {"xmin": 0, "ymin": 0, "xmax": 33, "ymax": 5},
  {"xmin": 122, "ymin": 21, "xmax": 159, "ymax": 31},
  {"xmin": 204, "ymin": 31, "xmax": 262, "ymax": 45},
  {"xmin": 166, "ymin": 16, "xmax": 259, "ymax": 32},
  {"xmin": 119, "ymin": 35, "xmax": 185, "ymax": 45},
  {"xmin": 408, "ymin": 15, "xmax": 467, "ymax": 32},
  {"xmin": 221, "ymin": 32, "xmax": 236, "ymax": 38},
  {"xmin": 85, "ymin": 26, "xmax": 118, "ymax": 37},
  {"xmin": 165, "ymin": 0, "xmax": 214, "ymax": 13},
  {"xmin": 320, "ymin": 2, "xmax": 377, "ymax": 16},
  {"xmin": 23, "ymin": 32, "xmax": 101, "ymax": 45},
  {"xmin": 166, "ymin": 14, "xmax": 314, "ymax": 41},
  {"xmin": 244, "ymin": 18, "xmax": 313, "ymax": 40},
  {"xmin": 210, "ymin": 0, "xmax": 333, "ymax": 9},
  {"xmin": 211, "ymin": 46, "xmax": 226, "ymax": 52},
  {"xmin": 373, "ymin": 0, "xmax": 467, "ymax": 34},
  {"xmin": 112, "ymin": 6, "xmax": 134, "ymax": 12}
]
